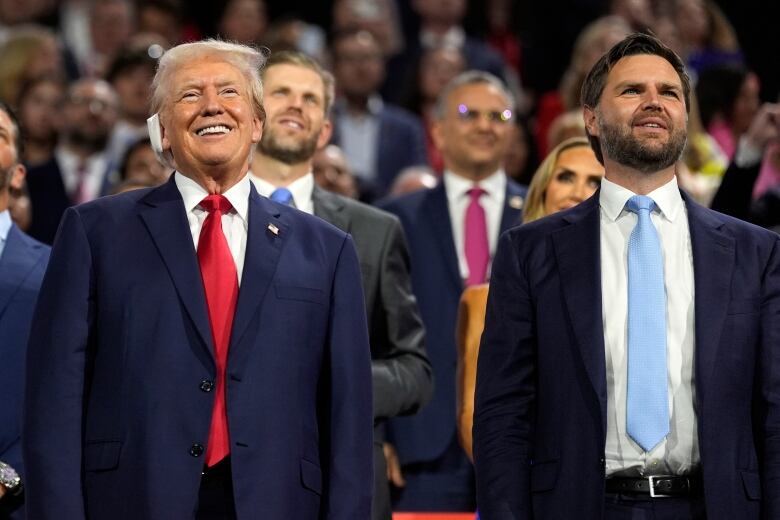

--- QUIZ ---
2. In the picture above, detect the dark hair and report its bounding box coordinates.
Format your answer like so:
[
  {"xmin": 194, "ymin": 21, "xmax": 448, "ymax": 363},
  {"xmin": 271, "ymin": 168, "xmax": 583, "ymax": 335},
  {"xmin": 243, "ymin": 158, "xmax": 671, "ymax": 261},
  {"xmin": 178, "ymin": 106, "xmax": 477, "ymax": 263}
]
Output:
[
  {"xmin": 580, "ymin": 32, "xmax": 691, "ymax": 162},
  {"xmin": 119, "ymin": 137, "xmax": 153, "ymax": 180},
  {"xmin": 696, "ymin": 65, "xmax": 750, "ymax": 128},
  {"xmin": 330, "ymin": 28, "xmax": 381, "ymax": 58},
  {"xmin": 105, "ymin": 46, "xmax": 158, "ymax": 84},
  {"xmin": 0, "ymin": 100, "xmax": 23, "ymax": 161}
]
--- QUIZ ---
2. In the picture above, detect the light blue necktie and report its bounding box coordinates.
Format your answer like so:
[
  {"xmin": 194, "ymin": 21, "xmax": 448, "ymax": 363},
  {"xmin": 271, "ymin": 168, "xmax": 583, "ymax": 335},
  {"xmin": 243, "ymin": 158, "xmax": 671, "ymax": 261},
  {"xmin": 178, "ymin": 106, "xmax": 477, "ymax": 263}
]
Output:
[
  {"xmin": 270, "ymin": 187, "xmax": 294, "ymax": 206},
  {"xmin": 625, "ymin": 195, "xmax": 669, "ymax": 452}
]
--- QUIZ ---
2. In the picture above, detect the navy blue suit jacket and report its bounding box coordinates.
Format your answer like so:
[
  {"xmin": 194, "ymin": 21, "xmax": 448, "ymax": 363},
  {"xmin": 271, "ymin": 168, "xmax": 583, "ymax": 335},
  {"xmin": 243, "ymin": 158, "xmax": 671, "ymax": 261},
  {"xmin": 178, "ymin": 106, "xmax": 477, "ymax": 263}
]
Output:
[
  {"xmin": 0, "ymin": 224, "xmax": 48, "ymax": 518},
  {"xmin": 380, "ymin": 180, "xmax": 527, "ymax": 465},
  {"xmin": 25, "ymin": 157, "xmax": 115, "ymax": 245},
  {"xmin": 23, "ymin": 179, "xmax": 373, "ymax": 519},
  {"xmin": 331, "ymin": 104, "xmax": 428, "ymax": 198},
  {"xmin": 474, "ymin": 193, "xmax": 780, "ymax": 519}
]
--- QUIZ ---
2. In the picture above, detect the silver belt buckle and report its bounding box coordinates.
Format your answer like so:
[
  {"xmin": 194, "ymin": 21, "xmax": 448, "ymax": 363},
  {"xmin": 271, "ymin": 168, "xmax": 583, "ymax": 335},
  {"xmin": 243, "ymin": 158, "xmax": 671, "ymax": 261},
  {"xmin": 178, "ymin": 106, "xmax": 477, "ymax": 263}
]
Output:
[{"xmin": 648, "ymin": 475, "xmax": 677, "ymax": 498}]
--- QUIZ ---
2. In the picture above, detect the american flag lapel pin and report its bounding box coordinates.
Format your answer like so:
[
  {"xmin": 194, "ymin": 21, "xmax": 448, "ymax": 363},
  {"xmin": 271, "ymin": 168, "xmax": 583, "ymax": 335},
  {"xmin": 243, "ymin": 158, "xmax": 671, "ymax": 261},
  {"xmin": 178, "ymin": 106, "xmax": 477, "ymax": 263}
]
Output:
[{"xmin": 267, "ymin": 223, "xmax": 279, "ymax": 236}]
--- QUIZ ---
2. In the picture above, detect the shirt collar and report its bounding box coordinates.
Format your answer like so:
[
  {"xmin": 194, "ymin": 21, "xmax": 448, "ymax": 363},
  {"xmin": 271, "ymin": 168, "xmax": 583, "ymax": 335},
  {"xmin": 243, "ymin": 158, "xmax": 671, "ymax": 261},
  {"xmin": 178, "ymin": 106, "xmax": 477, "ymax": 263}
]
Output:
[
  {"xmin": 599, "ymin": 175, "xmax": 683, "ymax": 222},
  {"xmin": 174, "ymin": 171, "xmax": 250, "ymax": 223},
  {"xmin": 0, "ymin": 209, "xmax": 11, "ymax": 242},
  {"xmin": 443, "ymin": 168, "xmax": 506, "ymax": 202},
  {"xmin": 250, "ymin": 172, "xmax": 314, "ymax": 206}
]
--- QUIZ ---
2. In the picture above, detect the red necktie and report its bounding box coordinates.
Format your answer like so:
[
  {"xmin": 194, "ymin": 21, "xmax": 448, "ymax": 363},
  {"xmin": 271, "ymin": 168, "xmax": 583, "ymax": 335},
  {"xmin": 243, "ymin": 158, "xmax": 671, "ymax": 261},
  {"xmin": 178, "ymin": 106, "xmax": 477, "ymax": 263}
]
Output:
[
  {"xmin": 464, "ymin": 187, "xmax": 489, "ymax": 286},
  {"xmin": 197, "ymin": 194, "xmax": 239, "ymax": 467}
]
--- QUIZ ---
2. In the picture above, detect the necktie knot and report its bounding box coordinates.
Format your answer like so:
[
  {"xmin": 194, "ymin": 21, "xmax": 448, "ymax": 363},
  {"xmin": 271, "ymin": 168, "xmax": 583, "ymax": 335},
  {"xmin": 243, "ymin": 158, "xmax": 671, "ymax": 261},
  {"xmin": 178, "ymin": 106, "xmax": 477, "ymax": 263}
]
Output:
[
  {"xmin": 200, "ymin": 194, "xmax": 233, "ymax": 214},
  {"xmin": 467, "ymin": 187, "xmax": 486, "ymax": 202},
  {"xmin": 270, "ymin": 187, "xmax": 294, "ymax": 206},
  {"xmin": 626, "ymin": 194, "xmax": 656, "ymax": 215}
]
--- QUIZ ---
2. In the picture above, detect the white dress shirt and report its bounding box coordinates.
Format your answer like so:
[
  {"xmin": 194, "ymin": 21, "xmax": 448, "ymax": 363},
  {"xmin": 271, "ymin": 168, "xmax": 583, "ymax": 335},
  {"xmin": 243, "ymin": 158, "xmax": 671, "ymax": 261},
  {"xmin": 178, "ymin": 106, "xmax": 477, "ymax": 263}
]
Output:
[
  {"xmin": 599, "ymin": 176, "xmax": 699, "ymax": 476},
  {"xmin": 443, "ymin": 169, "xmax": 506, "ymax": 281},
  {"xmin": 250, "ymin": 172, "xmax": 315, "ymax": 215},
  {"xmin": 56, "ymin": 146, "xmax": 111, "ymax": 203},
  {"xmin": 0, "ymin": 209, "xmax": 11, "ymax": 259},
  {"xmin": 174, "ymin": 172, "xmax": 249, "ymax": 284}
]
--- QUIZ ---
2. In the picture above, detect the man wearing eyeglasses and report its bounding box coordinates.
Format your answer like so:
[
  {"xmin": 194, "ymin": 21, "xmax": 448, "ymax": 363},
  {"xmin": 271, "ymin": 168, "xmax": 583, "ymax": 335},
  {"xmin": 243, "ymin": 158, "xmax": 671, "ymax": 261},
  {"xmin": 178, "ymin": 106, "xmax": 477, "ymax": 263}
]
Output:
[
  {"xmin": 25, "ymin": 79, "xmax": 120, "ymax": 244},
  {"xmin": 379, "ymin": 70, "xmax": 527, "ymax": 511}
]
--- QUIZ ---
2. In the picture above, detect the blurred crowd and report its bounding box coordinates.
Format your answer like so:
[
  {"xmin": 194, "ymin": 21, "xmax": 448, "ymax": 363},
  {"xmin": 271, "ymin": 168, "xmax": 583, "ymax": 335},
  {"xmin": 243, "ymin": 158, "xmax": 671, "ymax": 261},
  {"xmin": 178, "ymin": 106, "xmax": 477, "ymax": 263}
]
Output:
[
  {"xmin": 0, "ymin": 0, "xmax": 776, "ymax": 242},
  {"xmin": 1, "ymin": 0, "xmax": 779, "ymax": 516}
]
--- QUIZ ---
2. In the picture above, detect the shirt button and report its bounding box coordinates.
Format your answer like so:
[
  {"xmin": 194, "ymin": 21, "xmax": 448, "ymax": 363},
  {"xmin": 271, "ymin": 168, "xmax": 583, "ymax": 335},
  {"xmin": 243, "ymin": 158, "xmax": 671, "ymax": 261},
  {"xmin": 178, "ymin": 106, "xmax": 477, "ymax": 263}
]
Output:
[
  {"xmin": 189, "ymin": 444, "xmax": 204, "ymax": 457},
  {"xmin": 199, "ymin": 379, "xmax": 214, "ymax": 392}
]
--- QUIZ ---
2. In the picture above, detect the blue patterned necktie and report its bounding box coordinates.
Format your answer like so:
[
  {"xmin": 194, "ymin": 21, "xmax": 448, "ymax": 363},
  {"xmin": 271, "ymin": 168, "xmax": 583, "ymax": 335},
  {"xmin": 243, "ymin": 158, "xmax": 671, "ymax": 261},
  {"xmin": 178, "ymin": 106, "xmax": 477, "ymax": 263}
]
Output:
[
  {"xmin": 625, "ymin": 194, "xmax": 669, "ymax": 452},
  {"xmin": 270, "ymin": 187, "xmax": 294, "ymax": 206}
]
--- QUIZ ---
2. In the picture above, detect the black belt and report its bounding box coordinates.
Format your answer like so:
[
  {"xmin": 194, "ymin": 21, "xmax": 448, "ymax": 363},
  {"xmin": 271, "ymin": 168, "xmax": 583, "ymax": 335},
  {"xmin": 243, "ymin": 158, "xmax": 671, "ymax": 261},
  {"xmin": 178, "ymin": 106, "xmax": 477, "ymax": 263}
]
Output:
[{"xmin": 606, "ymin": 475, "xmax": 701, "ymax": 497}]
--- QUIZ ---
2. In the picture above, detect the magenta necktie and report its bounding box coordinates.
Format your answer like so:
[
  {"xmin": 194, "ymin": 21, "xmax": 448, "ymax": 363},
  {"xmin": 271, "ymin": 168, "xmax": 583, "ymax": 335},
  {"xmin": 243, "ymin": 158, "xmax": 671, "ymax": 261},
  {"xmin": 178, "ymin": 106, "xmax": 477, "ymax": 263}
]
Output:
[
  {"xmin": 464, "ymin": 187, "xmax": 489, "ymax": 286},
  {"xmin": 197, "ymin": 194, "xmax": 239, "ymax": 467}
]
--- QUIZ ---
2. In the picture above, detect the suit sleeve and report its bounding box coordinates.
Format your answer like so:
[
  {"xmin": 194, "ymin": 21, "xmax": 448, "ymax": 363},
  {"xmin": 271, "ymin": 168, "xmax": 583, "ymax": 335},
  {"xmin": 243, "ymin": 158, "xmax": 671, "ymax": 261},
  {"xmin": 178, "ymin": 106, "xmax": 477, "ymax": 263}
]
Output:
[
  {"xmin": 760, "ymin": 234, "xmax": 780, "ymax": 518},
  {"xmin": 322, "ymin": 234, "xmax": 373, "ymax": 519},
  {"xmin": 473, "ymin": 231, "xmax": 535, "ymax": 520},
  {"xmin": 371, "ymin": 219, "xmax": 433, "ymax": 420},
  {"xmin": 23, "ymin": 208, "xmax": 91, "ymax": 519}
]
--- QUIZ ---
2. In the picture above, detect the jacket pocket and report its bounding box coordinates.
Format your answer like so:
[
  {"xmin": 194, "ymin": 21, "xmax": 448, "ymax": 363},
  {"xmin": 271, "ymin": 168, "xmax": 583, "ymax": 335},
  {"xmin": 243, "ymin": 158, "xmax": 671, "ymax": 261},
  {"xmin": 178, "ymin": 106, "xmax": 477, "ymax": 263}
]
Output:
[
  {"xmin": 275, "ymin": 285, "xmax": 325, "ymax": 304},
  {"xmin": 300, "ymin": 458, "xmax": 322, "ymax": 495},
  {"xmin": 84, "ymin": 440, "xmax": 122, "ymax": 472},
  {"xmin": 530, "ymin": 459, "xmax": 559, "ymax": 493},
  {"xmin": 741, "ymin": 470, "xmax": 761, "ymax": 500}
]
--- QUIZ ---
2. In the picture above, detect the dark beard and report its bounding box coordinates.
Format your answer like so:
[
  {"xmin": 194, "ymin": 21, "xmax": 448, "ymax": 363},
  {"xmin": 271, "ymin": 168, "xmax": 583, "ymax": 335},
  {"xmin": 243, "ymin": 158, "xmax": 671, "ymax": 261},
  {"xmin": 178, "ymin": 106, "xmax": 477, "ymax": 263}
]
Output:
[
  {"xmin": 258, "ymin": 131, "xmax": 318, "ymax": 165},
  {"xmin": 599, "ymin": 118, "xmax": 687, "ymax": 174},
  {"xmin": 68, "ymin": 129, "xmax": 110, "ymax": 153}
]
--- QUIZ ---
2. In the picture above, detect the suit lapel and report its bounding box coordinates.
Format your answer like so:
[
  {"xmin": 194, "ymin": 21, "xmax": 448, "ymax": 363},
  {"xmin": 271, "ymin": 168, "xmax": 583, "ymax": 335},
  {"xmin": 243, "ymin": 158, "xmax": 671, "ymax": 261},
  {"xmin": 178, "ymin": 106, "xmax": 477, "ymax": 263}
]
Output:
[
  {"xmin": 426, "ymin": 184, "xmax": 463, "ymax": 290},
  {"xmin": 685, "ymin": 195, "xmax": 734, "ymax": 403},
  {"xmin": 138, "ymin": 178, "xmax": 214, "ymax": 358},
  {"xmin": 312, "ymin": 186, "xmax": 351, "ymax": 233},
  {"xmin": 227, "ymin": 185, "xmax": 287, "ymax": 368},
  {"xmin": 0, "ymin": 225, "xmax": 42, "ymax": 317},
  {"xmin": 551, "ymin": 195, "xmax": 607, "ymax": 436}
]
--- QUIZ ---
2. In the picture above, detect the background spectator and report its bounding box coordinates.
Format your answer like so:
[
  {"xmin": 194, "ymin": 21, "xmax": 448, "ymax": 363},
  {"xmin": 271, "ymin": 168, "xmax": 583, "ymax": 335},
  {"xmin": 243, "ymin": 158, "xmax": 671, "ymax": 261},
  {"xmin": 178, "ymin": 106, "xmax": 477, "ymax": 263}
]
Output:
[
  {"xmin": 25, "ymin": 78, "xmax": 119, "ymax": 244},
  {"xmin": 330, "ymin": 28, "xmax": 428, "ymax": 201},
  {"xmin": 312, "ymin": 143, "xmax": 359, "ymax": 199},
  {"xmin": 400, "ymin": 45, "xmax": 466, "ymax": 174},
  {"xmin": 0, "ymin": 25, "xmax": 65, "ymax": 106},
  {"xmin": 16, "ymin": 75, "xmax": 65, "ymax": 167}
]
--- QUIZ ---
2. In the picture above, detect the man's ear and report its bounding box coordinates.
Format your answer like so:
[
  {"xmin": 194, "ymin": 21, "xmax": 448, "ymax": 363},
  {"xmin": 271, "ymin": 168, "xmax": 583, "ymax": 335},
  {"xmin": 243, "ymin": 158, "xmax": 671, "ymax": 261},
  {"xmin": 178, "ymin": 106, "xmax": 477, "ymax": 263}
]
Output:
[
  {"xmin": 9, "ymin": 163, "xmax": 25, "ymax": 190},
  {"xmin": 583, "ymin": 105, "xmax": 599, "ymax": 138},
  {"xmin": 317, "ymin": 120, "xmax": 333, "ymax": 150},
  {"xmin": 159, "ymin": 116, "xmax": 171, "ymax": 152},
  {"xmin": 251, "ymin": 113, "xmax": 264, "ymax": 144}
]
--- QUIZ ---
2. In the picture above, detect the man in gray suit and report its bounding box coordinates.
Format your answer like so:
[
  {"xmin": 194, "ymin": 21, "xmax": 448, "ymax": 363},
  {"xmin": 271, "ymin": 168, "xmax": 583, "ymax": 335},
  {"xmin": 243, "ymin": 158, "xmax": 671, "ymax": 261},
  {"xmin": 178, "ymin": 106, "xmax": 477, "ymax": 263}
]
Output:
[{"xmin": 250, "ymin": 51, "xmax": 433, "ymax": 520}]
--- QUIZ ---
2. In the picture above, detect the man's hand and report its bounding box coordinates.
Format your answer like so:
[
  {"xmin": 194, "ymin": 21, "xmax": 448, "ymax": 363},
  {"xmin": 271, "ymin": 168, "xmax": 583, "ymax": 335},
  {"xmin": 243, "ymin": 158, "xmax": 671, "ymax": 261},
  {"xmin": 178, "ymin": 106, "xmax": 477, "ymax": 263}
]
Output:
[
  {"xmin": 0, "ymin": 483, "xmax": 6, "ymax": 499},
  {"xmin": 744, "ymin": 103, "xmax": 780, "ymax": 152},
  {"xmin": 383, "ymin": 443, "xmax": 406, "ymax": 488}
]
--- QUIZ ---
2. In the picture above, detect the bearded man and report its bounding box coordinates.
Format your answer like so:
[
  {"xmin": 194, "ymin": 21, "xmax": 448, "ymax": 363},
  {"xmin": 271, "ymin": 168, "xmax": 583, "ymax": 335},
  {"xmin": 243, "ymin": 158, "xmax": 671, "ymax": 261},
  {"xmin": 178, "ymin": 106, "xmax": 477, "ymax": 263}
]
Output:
[{"xmin": 473, "ymin": 33, "xmax": 780, "ymax": 520}]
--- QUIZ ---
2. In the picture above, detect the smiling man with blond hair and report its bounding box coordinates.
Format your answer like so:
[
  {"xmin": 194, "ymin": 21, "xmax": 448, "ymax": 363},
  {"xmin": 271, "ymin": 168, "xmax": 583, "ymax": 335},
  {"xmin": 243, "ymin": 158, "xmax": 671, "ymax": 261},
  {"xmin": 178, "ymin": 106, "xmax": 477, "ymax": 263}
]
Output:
[{"xmin": 23, "ymin": 40, "xmax": 373, "ymax": 520}]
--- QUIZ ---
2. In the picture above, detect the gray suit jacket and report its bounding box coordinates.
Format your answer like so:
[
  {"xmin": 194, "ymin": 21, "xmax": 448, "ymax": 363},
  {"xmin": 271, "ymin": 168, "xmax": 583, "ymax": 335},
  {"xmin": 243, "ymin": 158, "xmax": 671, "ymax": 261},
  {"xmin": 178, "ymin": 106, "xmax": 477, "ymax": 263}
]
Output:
[{"xmin": 312, "ymin": 186, "xmax": 433, "ymax": 520}]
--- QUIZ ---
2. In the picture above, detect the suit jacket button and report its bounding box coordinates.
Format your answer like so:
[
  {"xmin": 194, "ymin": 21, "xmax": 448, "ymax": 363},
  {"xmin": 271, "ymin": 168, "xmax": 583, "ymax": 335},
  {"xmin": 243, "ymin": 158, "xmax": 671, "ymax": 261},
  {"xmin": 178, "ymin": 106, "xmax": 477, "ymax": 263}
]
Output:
[
  {"xmin": 199, "ymin": 379, "xmax": 214, "ymax": 392},
  {"xmin": 190, "ymin": 444, "xmax": 204, "ymax": 457}
]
